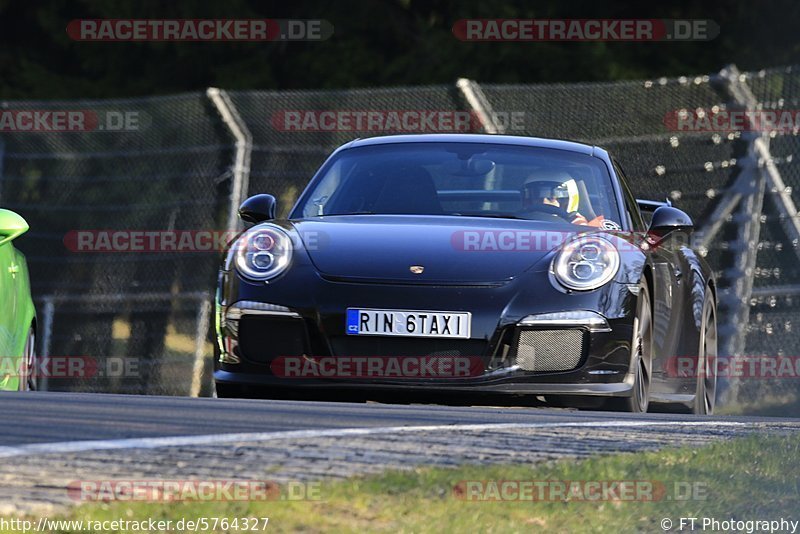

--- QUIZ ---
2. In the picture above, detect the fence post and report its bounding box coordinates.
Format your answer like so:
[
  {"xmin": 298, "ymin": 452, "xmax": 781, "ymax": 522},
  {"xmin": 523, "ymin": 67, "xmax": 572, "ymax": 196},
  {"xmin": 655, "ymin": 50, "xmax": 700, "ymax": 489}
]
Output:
[
  {"xmin": 39, "ymin": 296, "xmax": 54, "ymax": 392},
  {"xmin": 457, "ymin": 78, "xmax": 504, "ymax": 198},
  {"xmin": 714, "ymin": 142, "xmax": 764, "ymax": 360},
  {"xmin": 207, "ymin": 88, "xmax": 253, "ymax": 233},
  {"xmin": 456, "ymin": 78, "xmax": 505, "ymax": 134}
]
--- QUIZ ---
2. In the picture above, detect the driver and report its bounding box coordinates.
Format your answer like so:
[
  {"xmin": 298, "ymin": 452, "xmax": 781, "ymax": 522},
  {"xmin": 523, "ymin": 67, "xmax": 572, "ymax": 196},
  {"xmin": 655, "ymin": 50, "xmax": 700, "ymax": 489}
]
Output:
[{"xmin": 521, "ymin": 171, "xmax": 606, "ymax": 227}]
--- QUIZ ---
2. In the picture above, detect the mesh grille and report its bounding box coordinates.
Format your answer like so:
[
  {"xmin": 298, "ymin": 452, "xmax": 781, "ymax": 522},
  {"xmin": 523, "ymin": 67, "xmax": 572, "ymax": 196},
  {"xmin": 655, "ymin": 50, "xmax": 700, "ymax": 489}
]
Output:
[{"xmin": 515, "ymin": 330, "xmax": 584, "ymax": 372}]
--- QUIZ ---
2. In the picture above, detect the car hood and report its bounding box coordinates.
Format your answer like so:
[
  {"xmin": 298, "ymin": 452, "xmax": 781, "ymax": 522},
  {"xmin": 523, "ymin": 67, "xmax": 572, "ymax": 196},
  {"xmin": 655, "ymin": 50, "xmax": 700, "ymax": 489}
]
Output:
[{"xmin": 290, "ymin": 215, "xmax": 587, "ymax": 284}]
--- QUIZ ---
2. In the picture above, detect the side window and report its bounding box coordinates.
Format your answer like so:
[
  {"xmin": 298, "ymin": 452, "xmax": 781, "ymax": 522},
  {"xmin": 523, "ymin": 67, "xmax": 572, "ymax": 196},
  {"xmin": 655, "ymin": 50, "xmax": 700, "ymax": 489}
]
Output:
[
  {"xmin": 302, "ymin": 160, "xmax": 343, "ymax": 217},
  {"xmin": 613, "ymin": 161, "xmax": 645, "ymax": 232}
]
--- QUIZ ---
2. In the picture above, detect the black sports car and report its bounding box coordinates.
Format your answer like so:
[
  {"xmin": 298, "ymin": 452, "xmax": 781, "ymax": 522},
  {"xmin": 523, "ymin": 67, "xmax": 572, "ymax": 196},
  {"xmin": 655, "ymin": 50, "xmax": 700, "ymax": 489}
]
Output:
[{"xmin": 214, "ymin": 134, "xmax": 717, "ymax": 413}]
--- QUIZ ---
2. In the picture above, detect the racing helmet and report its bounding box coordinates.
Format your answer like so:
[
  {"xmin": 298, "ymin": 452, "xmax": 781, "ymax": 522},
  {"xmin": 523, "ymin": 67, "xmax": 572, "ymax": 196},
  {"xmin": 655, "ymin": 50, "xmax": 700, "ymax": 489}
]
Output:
[{"xmin": 522, "ymin": 170, "xmax": 580, "ymax": 213}]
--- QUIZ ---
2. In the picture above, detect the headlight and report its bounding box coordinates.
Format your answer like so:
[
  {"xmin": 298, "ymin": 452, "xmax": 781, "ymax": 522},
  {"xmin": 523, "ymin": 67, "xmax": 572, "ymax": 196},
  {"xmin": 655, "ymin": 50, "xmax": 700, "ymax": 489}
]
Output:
[
  {"xmin": 232, "ymin": 224, "xmax": 292, "ymax": 281},
  {"xmin": 552, "ymin": 236, "xmax": 619, "ymax": 291}
]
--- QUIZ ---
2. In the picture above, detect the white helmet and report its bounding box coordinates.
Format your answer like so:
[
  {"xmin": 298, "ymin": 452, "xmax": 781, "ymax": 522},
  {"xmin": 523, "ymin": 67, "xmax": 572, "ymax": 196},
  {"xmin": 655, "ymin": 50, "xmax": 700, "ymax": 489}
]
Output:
[{"xmin": 523, "ymin": 170, "xmax": 580, "ymax": 213}]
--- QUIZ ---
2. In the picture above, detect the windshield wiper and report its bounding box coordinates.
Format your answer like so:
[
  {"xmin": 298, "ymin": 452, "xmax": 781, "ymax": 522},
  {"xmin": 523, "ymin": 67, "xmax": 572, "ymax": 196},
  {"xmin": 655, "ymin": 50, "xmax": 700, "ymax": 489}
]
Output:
[
  {"xmin": 323, "ymin": 212, "xmax": 531, "ymax": 219},
  {"xmin": 455, "ymin": 213, "xmax": 528, "ymax": 220},
  {"xmin": 324, "ymin": 211, "xmax": 377, "ymax": 216}
]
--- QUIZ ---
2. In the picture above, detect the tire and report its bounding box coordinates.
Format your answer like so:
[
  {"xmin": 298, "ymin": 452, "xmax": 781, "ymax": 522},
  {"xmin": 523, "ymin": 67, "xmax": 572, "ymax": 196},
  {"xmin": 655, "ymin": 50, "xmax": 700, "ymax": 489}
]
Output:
[
  {"xmin": 18, "ymin": 327, "xmax": 36, "ymax": 392},
  {"xmin": 606, "ymin": 281, "xmax": 652, "ymax": 413},
  {"xmin": 693, "ymin": 290, "xmax": 718, "ymax": 414}
]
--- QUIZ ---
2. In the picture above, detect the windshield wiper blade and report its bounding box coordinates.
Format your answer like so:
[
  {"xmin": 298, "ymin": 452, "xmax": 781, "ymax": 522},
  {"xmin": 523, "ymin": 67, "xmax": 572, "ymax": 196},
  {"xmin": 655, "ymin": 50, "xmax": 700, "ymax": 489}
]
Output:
[
  {"xmin": 325, "ymin": 211, "xmax": 377, "ymax": 216},
  {"xmin": 457, "ymin": 213, "xmax": 527, "ymax": 220},
  {"xmin": 325, "ymin": 212, "xmax": 529, "ymax": 219}
]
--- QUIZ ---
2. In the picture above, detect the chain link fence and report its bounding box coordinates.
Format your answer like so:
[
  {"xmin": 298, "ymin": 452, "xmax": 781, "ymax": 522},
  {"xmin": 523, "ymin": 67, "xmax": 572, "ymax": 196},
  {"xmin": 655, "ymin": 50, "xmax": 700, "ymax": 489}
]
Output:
[
  {"xmin": 0, "ymin": 93, "xmax": 232, "ymax": 395},
  {"xmin": 727, "ymin": 66, "xmax": 800, "ymax": 410},
  {"xmin": 1, "ymin": 65, "xmax": 798, "ymax": 412}
]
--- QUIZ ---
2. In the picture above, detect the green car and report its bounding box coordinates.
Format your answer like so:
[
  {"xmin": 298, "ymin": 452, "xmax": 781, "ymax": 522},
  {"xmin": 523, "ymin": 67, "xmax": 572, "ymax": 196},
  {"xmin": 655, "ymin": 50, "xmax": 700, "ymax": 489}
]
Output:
[{"xmin": 0, "ymin": 209, "xmax": 36, "ymax": 391}]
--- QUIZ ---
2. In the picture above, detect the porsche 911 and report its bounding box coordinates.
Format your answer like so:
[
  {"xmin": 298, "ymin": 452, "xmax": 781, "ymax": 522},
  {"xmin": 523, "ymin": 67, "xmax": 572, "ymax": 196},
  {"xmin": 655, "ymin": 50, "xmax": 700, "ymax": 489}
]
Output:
[{"xmin": 214, "ymin": 134, "xmax": 717, "ymax": 413}]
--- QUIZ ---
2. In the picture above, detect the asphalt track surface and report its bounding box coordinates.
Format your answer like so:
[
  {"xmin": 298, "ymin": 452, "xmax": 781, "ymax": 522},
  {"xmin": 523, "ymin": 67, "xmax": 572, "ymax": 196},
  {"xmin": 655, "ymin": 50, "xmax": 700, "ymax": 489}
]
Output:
[
  {"xmin": 3, "ymin": 391, "xmax": 798, "ymax": 447},
  {"xmin": 3, "ymin": 391, "xmax": 800, "ymax": 513}
]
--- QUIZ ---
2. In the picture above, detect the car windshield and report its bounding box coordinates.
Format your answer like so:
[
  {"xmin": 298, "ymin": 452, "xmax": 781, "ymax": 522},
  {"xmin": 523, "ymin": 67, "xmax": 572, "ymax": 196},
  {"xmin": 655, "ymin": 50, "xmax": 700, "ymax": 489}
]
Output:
[{"xmin": 293, "ymin": 142, "xmax": 622, "ymax": 226}]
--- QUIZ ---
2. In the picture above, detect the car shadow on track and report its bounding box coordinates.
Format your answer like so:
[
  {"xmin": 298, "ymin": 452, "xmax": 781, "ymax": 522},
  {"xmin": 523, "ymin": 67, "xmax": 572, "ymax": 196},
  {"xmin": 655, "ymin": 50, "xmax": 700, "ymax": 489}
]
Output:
[{"xmin": 224, "ymin": 386, "xmax": 580, "ymax": 410}]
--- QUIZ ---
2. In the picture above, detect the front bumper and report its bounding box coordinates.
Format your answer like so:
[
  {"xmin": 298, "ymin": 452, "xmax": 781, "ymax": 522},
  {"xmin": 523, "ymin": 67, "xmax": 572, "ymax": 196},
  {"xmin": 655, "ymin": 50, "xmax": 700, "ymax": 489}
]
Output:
[
  {"xmin": 214, "ymin": 269, "xmax": 639, "ymax": 397},
  {"xmin": 214, "ymin": 369, "xmax": 634, "ymax": 395}
]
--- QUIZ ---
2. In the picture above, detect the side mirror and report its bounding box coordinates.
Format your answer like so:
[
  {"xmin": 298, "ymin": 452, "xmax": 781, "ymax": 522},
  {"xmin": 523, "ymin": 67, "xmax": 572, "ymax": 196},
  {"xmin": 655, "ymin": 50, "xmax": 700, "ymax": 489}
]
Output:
[
  {"xmin": 648, "ymin": 206, "xmax": 693, "ymax": 237},
  {"xmin": 0, "ymin": 209, "xmax": 29, "ymax": 247},
  {"xmin": 636, "ymin": 199, "xmax": 671, "ymax": 213},
  {"xmin": 238, "ymin": 194, "xmax": 276, "ymax": 225}
]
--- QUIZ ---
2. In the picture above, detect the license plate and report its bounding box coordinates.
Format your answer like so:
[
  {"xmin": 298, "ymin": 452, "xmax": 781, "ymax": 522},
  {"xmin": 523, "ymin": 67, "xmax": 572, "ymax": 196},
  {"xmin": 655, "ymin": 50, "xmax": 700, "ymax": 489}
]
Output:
[{"xmin": 346, "ymin": 308, "xmax": 471, "ymax": 338}]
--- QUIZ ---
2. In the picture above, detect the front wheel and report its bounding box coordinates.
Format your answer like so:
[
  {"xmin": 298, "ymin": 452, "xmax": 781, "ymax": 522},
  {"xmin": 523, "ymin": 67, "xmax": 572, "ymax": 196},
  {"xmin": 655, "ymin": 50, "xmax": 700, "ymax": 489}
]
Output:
[
  {"xmin": 605, "ymin": 282, "xmax": 652, "ymax": 413},
  {"xmin": 694, "ymin": 290, "xmax": 718, "ymax": 414}
]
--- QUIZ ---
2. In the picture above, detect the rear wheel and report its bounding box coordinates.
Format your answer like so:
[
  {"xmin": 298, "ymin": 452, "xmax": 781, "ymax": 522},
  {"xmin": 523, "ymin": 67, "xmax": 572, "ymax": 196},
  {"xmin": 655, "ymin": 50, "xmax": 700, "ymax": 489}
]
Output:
[
  {"xmin": 694, "ymin": 290, "xmax": 718, "ymax": 414},
  {"xmin": 606, "ymin": 282, "xmax": 651, "ymax": 413}
]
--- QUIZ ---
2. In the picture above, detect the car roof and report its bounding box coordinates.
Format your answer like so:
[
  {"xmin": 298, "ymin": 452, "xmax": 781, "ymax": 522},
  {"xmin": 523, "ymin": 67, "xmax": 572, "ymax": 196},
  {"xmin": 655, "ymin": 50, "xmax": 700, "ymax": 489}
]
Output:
[{"xmin": 342, "ymin": 134, "xmax": 602, "ymax": 157}]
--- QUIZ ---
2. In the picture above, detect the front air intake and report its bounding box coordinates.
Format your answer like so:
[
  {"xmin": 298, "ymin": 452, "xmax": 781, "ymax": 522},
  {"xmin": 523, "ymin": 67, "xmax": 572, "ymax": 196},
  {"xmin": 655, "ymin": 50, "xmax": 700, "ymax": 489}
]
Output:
[{"xmin": 515, "ymin": 329, "xmax": 585, "ymax": 372}]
